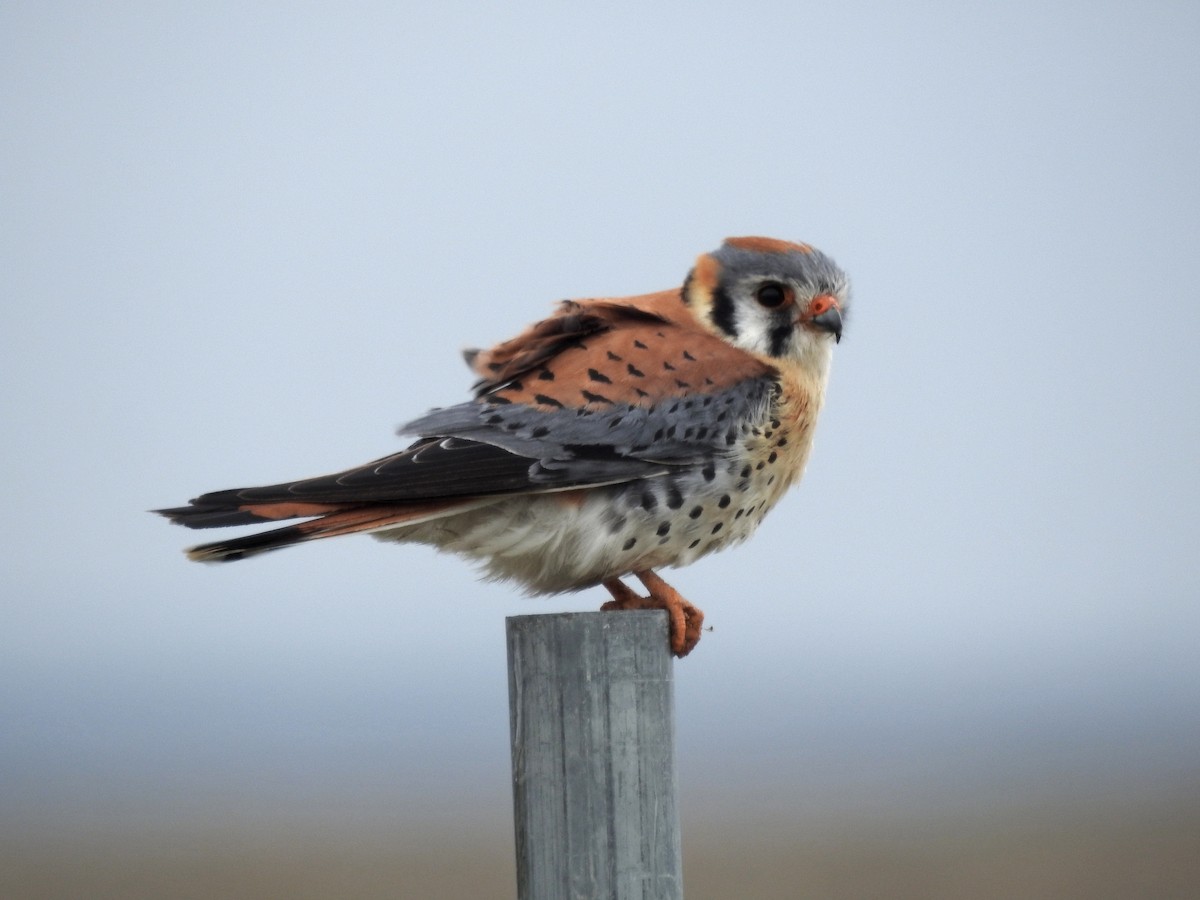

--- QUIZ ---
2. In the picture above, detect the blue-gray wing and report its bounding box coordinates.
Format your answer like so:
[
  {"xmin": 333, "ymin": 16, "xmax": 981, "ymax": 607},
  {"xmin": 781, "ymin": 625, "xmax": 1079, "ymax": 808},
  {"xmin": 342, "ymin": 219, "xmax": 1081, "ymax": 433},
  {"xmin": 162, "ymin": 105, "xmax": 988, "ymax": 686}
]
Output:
[
  {"xmin": 158, "ymin": 374, "xmax": 779, "ymax": 529},
  {"xmin": 398, "ymin": 374, "xmax": 778, "ymax": 490}
]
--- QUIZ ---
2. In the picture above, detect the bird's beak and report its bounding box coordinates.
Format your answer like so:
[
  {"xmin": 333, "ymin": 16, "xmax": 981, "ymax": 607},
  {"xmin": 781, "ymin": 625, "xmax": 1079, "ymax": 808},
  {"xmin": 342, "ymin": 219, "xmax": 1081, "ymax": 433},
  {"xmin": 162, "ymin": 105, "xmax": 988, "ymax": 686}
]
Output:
[{"xmin": 804, "ymin": 294, "xmax": 843, "ymax": 343}]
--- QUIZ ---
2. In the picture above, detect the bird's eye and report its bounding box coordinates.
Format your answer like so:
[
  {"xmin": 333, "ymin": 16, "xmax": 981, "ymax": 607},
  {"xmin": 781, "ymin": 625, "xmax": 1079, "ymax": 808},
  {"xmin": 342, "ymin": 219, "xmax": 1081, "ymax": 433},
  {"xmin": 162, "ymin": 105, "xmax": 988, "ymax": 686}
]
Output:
[{"xmin": 754, "ymin": 282, "xmax": 791, "ymax": 309}]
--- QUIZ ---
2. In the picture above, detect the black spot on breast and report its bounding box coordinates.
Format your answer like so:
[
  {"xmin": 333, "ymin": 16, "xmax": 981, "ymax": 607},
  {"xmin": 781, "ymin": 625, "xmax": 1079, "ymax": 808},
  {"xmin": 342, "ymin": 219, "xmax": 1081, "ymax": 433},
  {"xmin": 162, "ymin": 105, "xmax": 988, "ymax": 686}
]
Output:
[
  {"xmin": 641, "ymin": 492, "xmax": 658, "ymax": 511},
  {"xmin": 537, "ymin": 369, "xmax": 555, "ymax": 381},
  {"xmin": 635, "ymin": 388, "xmax": 649, "ymax": 398},
  {"xmin": 622, "ymin": 537, "xmax": 637, "ymax": 551},
  {"xmin": 777, "ymin": 436, "xmax": 788, "ymax": 446},
  {"xmin": 768, "ymin": 451, "xmax": 778, "ymax": 464},
  {"xmin": 718, "ymin": 494, "xmax": 731, "ymax": 508},
  {"xmin": 701, "ymin": 462, "xmax": 716, "ymax": 481},
  {"xmin": 688, "ymin": 539, "xmax": 701, "ymax": 549},
  {"xmin": 633, "ymin": 339, "xmax": 648, "ymax": 349},
  {"xmin": 608, "ymin": 516, "xmax": 627, "ymax": 534},
  {"xmin": 581, "ymin": 390, "xmax": 613, "ymax": 404},
  {"xmin": 656, "ymin": 521, "xmax": 671, "ymax": 536},
  {"xmin": 531, "ymin": 426, "xmax": 550, "ymax": 438},
  {"xmin": 711, "ymin": 522, "xmax": 723, "ymax": 535},
  {"xmin": 666, "ymin": 425, "xmax": 677, "ymax": 438},
  {"xmin": 606, "ymin": 350, "xmax": 622, "ymax": 361},
  {"xmin": 734, "ymin": 509, "xmax": 745, "ymax": 519},
  {"xmin": 682, "ymin": 349, "xmax": 696, "ymax": 361},
  {"xmin": 535, "ymin": 394, "xmax": 562, "ymax": 408},
  {"xmin": 740, "ymin": 465, "xmax": 752, "ymax": 479},
  {"xmin": 486, "ymin": 414, "xmax": 504, "ymax": 424},
  {"xmin": 689, "ymin": 506, "xmax": 703, "ymax": 519},
  {"xmin": 663, "ymin": 361, "xmax": 676, "ymax": 371},
  {"xmin": 756, "ymin": 461, "xmax": 766, "ymax": 470},
  {"xmin": 666, "ymin": 486, "xmax": 684, "ymax": 509},
  {"xmin": 627, "ymin": 363, "xmax": 645, "ymax": 377},
  {"xmin": 587, "ymin": 368, "xmax": 613, "ymax": 384},
  {"xmin": 675, "ymin": 379, "xmax": 691, "ymax": 389},
  {"xmin": 489, "ymin": 395, "xmax": 512, "ymax": 405}
]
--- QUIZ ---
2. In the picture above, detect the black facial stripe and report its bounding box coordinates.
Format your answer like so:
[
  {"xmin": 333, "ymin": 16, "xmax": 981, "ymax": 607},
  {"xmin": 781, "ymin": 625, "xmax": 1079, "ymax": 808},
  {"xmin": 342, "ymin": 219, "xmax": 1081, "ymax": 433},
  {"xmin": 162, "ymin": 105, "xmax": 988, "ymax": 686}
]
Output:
[
  {"xmin": 768, "ymin": 320, "xmax": 793, "ymax": 357},
  {"xmin": 710, "ymin": 285, "xmax": 738, "ymax": 338}
]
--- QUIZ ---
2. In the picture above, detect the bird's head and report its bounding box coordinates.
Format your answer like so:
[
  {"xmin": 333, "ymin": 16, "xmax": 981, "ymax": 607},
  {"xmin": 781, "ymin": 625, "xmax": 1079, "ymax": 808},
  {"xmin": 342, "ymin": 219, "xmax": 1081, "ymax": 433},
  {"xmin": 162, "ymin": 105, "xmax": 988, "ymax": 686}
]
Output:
[{"xmin": 683, "ymin": 236, "xmax": 849, "ymax": 370}]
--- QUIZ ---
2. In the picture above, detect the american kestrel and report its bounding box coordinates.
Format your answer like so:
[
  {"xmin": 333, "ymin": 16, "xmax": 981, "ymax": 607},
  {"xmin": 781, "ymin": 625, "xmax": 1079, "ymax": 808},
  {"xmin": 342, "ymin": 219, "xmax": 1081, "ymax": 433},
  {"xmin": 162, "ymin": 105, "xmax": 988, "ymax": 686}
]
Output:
[{"xmin": 157, "ymin": 237, "xmax": 848, "ymax": 657}]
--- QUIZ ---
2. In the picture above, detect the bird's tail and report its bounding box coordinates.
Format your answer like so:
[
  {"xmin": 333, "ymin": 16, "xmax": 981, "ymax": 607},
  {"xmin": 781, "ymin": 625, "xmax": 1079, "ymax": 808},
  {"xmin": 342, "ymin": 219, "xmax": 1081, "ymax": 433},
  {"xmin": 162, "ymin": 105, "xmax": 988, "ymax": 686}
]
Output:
[{"xmin": 155, "ymin": 496, "xmax": 480, "ymax": 563}]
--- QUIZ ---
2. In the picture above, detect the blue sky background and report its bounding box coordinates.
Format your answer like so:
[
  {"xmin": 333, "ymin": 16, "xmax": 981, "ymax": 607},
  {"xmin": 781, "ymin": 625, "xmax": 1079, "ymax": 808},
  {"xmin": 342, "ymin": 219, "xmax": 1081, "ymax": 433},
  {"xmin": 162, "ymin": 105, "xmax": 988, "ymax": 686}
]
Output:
[{"xmin": 3, "ymin": 1, "xmax": 1198, "ymax": 836}]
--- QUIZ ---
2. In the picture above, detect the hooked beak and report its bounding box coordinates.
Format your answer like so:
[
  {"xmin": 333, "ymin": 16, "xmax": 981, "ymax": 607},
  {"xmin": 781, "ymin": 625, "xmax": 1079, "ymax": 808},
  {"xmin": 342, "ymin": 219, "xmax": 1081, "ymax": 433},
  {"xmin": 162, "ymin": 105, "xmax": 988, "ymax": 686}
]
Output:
[{"xmin": 804, "ymin": 295, "xmax": 843, "ymax": 343}]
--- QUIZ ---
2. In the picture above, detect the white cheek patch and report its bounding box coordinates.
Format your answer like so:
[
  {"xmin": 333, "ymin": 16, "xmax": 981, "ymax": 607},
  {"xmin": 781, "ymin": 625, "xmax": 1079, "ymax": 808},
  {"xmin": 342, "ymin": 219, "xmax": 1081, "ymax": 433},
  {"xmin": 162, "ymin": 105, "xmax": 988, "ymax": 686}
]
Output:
[{"xmin": 729, "ymin": 302, "xmax": 776, "ymax": 356}]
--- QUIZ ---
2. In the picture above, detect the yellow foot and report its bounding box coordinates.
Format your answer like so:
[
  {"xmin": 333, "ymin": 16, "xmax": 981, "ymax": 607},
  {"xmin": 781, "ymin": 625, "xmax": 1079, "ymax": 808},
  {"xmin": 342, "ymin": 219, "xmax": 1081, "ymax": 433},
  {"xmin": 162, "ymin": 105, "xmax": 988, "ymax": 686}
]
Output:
[{"xmin": 600, "ymin": 570, "xmax": 706, "ymax": 658}]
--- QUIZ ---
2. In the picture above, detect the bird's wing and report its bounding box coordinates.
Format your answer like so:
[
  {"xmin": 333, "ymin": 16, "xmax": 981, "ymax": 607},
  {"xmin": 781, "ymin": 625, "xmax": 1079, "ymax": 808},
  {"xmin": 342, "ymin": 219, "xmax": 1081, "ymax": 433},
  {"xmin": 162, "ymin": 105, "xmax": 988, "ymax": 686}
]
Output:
[
  {"xmin": 158, "ymin": 294, "xmax": 778, "ymax": 560},
  {"xmin": 403, "ymin": 290, "xmax": 777, "ymax": 474}
]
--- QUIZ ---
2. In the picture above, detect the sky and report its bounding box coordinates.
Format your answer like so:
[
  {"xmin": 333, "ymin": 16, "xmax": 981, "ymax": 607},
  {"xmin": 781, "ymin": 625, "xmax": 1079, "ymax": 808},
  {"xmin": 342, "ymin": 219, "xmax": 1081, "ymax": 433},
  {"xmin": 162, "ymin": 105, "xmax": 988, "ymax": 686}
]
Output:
[{"xmin": 3, "ymin": 1, "xmax": 1199, "ymax": 836}]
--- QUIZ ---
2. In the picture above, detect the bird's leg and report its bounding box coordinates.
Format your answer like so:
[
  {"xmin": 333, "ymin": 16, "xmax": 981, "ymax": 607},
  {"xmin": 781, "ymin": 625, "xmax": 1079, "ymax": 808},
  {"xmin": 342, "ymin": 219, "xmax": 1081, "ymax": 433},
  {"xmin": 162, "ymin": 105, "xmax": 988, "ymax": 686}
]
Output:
[{"xmin": 600, "ymin": 570, "xmax": 705, "ymax": 658}]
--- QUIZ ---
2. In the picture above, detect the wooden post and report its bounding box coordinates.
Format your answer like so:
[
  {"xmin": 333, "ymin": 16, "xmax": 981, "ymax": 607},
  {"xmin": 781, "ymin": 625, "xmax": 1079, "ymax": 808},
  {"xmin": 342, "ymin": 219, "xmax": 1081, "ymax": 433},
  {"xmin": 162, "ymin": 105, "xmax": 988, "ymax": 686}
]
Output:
[{"xmin": 506, "ymin": 611, "xmax": 683, "ymax": 900}]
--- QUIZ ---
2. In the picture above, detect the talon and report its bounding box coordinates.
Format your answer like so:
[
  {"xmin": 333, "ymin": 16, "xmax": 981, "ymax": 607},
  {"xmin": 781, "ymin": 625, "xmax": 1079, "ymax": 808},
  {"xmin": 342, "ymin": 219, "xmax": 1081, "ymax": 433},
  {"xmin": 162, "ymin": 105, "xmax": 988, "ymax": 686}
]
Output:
[{"xmin": 600, "ymin": 571, "xmax": 706, "ymax": 658}]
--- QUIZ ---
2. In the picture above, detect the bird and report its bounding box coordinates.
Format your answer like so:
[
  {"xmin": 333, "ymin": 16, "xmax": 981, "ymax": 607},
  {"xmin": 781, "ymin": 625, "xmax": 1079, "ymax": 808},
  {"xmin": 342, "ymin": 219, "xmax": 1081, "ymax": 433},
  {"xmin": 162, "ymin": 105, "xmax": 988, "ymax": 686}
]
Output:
[{"xmin": 156, "ymin": 236, "xmax": 848, "ymax": 657}]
